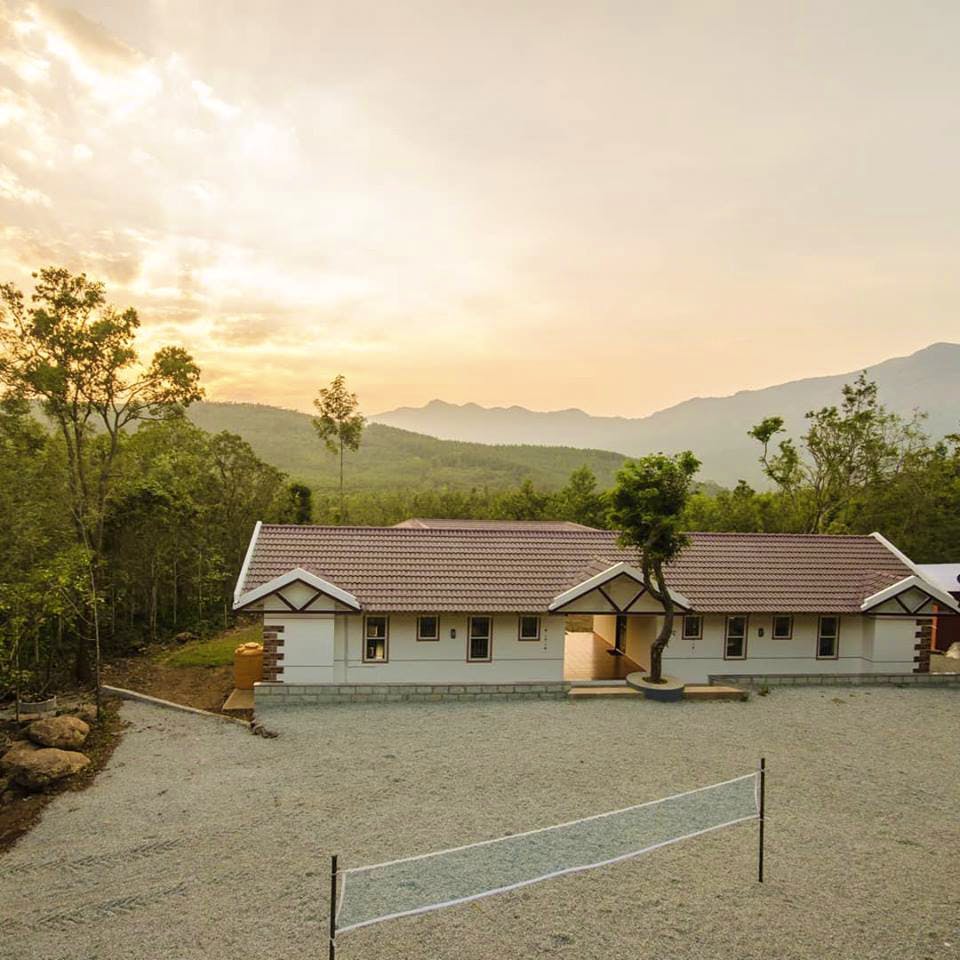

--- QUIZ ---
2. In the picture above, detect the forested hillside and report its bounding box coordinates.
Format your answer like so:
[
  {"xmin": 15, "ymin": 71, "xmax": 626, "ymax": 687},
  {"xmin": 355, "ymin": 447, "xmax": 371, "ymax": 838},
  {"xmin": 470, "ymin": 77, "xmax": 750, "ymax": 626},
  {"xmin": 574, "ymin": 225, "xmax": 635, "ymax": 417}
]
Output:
[{"xmin": 187, "ymin": 401, "xmax": 634, "ymax": 491}]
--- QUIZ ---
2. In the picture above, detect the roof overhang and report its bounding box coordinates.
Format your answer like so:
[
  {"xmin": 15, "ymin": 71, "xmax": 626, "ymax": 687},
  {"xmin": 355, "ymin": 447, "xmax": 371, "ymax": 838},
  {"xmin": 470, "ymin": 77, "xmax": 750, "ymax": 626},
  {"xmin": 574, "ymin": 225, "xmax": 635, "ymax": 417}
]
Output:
[
  {"xmin": 233, "ymin": 567, "xmax": 361, "ymax": 612},
  {"xmin": 861, "ymin": 574, "xmax": 960, "ymax": 615},
  {"xmin": 548, "ymin": 561, "xmax": 692, "ymax": 613}
]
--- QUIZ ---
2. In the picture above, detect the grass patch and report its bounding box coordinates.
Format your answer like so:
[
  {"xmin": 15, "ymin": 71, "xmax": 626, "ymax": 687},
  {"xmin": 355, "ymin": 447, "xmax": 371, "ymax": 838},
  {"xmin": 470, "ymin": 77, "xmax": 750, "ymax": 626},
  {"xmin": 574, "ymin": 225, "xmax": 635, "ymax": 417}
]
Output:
[{"xmin": 161, "ymin": 623, "xmax": 262, "ymax": 668}]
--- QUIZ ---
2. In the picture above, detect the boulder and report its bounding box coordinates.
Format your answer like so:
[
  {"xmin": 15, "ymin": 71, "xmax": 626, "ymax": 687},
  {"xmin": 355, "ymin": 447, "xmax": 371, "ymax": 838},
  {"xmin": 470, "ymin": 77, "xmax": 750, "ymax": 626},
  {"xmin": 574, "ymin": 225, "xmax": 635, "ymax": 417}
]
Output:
[
  {"xmin": 945, "ymin": 641, "xmax": 960, "ymax": 660},
  {"xmin": 75, "ymin": 704, "xmax": 99, "ymax": 724},
  {"xmin": 0, "ymin": 739, "xmax": 39, "ymax": 773},
  {"xmin": 11, "ymin": 748, "xmax": 90, "ymax": 791},
  {"xmin": 27, "ymin": 715, "xmax": 90, "ymax": 750}
]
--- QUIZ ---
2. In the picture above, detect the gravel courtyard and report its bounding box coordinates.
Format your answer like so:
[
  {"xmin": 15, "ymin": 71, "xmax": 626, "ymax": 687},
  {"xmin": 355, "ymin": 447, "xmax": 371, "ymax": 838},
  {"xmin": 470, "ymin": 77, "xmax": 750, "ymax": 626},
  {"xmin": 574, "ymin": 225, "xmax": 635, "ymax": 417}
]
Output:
[{"xmin": 2, "ymin": 688, "xmax": 958, "ymax": 960}]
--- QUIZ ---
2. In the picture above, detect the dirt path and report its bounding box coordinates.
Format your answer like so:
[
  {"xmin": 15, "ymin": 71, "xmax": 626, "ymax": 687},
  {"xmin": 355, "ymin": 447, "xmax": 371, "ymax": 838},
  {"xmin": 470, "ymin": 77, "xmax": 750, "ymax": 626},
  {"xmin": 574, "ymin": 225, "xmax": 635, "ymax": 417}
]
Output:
[{"xmin": 100, "ymin": 660, "xmax": 233, "ymax": 713}]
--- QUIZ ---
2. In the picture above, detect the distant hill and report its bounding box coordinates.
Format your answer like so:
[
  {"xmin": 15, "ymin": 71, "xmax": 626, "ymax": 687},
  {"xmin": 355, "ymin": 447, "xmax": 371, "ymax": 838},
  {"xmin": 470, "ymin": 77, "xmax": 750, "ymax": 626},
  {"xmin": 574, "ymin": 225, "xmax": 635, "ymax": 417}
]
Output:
[
  {"xmin": 371, "ymin": 342, "xmax": 960, "ymax": 487},
  {"xmin": 186, "ymin": 403, "xmax": 636, "ymax": 492}
]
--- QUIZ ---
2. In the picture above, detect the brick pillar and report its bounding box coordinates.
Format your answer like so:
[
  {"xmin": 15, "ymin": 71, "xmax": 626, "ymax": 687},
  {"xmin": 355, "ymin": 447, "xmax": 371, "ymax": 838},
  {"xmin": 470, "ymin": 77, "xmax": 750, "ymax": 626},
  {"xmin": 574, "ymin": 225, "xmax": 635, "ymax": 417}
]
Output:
[
  {"xmin": 914, "ymin": 618, "xmax": 932, "ymax": 673},
  {"xmin": 262, "ymin": 623, "xmax": 285, "ymax": 681}
]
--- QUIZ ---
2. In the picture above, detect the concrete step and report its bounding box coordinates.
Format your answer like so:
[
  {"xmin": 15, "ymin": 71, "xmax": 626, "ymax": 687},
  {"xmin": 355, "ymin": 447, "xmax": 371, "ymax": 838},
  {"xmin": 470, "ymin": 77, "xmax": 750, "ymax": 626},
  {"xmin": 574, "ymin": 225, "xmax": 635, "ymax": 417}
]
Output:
[
  {"xmin": 684, "ymin": 684, "xmax": 748, "ymax": 702},
  {"xmin": 223, "ymin": 688, "xmax": 255, "ymax": 713},
  {"xmin": 569, "ymin": 686, "xmax": 641, "ymax": 698}
]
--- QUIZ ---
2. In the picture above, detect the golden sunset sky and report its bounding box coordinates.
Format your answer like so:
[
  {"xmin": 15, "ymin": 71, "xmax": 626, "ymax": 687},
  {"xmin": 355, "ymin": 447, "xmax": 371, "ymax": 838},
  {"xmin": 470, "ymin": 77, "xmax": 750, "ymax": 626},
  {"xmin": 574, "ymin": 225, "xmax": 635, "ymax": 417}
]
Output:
[{"xmin": 1, "ymin": 1, "xmax": 958, "ymax": 417}]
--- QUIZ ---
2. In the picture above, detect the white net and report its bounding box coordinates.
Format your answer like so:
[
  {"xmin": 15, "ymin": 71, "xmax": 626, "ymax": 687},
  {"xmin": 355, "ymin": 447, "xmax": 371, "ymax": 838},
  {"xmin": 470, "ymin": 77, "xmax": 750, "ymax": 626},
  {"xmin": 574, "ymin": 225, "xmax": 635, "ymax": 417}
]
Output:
[{"xmin": 337, "ymin": 772, "xmax": 759, "ymax": 933}]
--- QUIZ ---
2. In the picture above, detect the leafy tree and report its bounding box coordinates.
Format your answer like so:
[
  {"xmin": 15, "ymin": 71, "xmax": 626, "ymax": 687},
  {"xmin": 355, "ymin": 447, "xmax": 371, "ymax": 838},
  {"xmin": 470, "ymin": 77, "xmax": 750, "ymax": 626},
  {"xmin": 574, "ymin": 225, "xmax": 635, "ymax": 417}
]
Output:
[
  {"xmin": 495, "ymin": 478, "xmax": 556, "ymax": 520},
  {"xmin": 749, "ymin": 373, "xmax": 923, "ymax": 533},
  {"xmin": 312, "ymin": 374, "xmax": 365, "ymax": 523},
  {"xmin": 0, "ymin": 267, "xmax": 202, "ymax": 685},
  {"xmin": 278, "ymin": 482, "xmax": 313, "ymax": 523},
  {"xmin": 609, "ymin": 452, "xmax": 700, "ymax": 683},
  {"xmin": 558, "ymin": 465, "xmax": 609, "ymax": 528}
]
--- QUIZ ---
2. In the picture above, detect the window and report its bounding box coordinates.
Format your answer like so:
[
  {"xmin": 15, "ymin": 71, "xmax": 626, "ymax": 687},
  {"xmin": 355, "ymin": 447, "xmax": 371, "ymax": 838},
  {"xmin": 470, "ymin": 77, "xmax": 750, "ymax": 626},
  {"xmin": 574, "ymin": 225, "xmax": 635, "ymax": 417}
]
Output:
[
  {"xmin": 468, "ymin": 616, "xmax": 492, "ymax": 662},
  {"xmin": 772, "ymin": 615, "xmax": 793, "ymax": 640},
  {"xmin": 363, "ymin": 615, "xmax": 388, "ymax": 662},
  {"xmin": 682, "ymin": 615, "xmax": 702, "ymax": 640},
  {"xmin": 724, "ymin": 615, "xmax": 747, "ymax": 659},
  {"xmin": 417, "ymin": 615, "xmax": 439, "ymax": 641},
  {"xmin": 518, "ymin": 615, "xmax": 540, "ymax": 641},
  {"xmin": 817, "ymin": 616, "xmax": 839, "ymax": 659}
]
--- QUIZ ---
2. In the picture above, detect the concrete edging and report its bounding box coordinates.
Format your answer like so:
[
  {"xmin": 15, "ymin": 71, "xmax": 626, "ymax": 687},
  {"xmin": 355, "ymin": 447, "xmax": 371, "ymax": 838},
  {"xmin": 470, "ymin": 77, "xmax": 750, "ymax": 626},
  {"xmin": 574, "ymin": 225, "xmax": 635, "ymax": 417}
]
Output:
[
  {"xmin": 710, "ymin": 672, "xmax": 960, "ymax": 688},
  {"xmin": 101, "ymin": 685, "xmax": 251, "ymax": 727}
]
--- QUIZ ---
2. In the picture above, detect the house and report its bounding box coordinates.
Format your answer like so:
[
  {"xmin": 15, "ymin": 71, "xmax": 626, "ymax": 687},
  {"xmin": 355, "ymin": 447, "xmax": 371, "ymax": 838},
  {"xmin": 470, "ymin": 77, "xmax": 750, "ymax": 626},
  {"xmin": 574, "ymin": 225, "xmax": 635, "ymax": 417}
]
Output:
[{"xmin": 232, "ymin": 519, "xmax": 959, "ymax": 704}]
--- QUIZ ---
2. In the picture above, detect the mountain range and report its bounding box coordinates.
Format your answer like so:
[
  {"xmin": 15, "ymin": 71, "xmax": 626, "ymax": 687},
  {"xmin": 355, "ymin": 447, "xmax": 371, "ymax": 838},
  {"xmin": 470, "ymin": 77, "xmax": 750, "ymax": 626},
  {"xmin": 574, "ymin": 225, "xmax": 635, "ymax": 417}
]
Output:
[{"xmin": 371, "ymin": 342, "xmax": 960, "ymax": 487}]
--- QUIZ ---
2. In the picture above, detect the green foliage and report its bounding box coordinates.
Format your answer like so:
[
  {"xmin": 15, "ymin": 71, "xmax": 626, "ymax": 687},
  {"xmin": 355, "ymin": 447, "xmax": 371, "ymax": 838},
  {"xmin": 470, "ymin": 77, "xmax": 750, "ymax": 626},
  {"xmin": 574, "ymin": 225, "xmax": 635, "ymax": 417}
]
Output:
[
  {"xmin": 609, "ymin": 452, "xmax": 701, "ymax": 682},
  {"xmin": 278, "ymin": 482, "xmax": 314, "ymax": 523},
  {"xmin": 749, "ymin": 373, "xmax": 925, "ymax": 533},
  {"xmin": 187, "ymin": 402, "xmax": 635, "ymax": 492},
  {"xmin": 313, "ymin": 374, "xmax": 365, "ymax": 521},
  {"xmin": 611, "ymin": 452, "xmax": 701, "ymax": 563},
  {"xmin": 558, "ymin": 466, "xmax": 609, "ymax": 527},
  {"xmin": 689, "ymin": 375, "xmax": 960, "ymax": 561}
]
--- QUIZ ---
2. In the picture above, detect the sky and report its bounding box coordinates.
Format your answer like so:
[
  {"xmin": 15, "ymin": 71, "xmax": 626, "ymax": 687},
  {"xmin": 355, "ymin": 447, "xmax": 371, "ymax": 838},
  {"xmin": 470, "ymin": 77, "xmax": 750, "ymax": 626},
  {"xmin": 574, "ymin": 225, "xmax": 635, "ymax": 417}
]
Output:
[{"xmin": 1, "ymin": 1, "xmax": 958, "ymax": 418}]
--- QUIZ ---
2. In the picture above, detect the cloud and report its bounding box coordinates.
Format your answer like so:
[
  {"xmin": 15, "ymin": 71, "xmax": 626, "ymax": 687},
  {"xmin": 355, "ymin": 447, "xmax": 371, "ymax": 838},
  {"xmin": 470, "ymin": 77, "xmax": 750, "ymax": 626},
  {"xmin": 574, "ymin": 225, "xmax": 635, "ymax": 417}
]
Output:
[{"xmin": 0, "ymin": 162, "xmax": 50, "ymax": 204}]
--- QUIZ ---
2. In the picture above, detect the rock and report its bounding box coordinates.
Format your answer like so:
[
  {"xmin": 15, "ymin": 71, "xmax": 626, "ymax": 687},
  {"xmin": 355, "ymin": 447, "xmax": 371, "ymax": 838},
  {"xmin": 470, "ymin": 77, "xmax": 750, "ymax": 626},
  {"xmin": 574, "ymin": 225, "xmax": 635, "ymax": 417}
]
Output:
[
  {"xmin": 0, "ymin": 739, "xmax": 39, "ymax": 773},
  {"xmin": 74, "ymin": 704, "xmax": 98, "ymax": 724},
  {"xmin": 174, "ymin": 631, "xmax": 198, "ymax": 645},
  {"xmin": 945, "ymin": 641, "xmax": 960, "ymax": 660},
  {"xmin": 27, "ymin": 715, "xmax": 90, "ymax": 749},
  {"xmin": 12, "ymin": 748, "xmax": 90, "ymax": 791}
]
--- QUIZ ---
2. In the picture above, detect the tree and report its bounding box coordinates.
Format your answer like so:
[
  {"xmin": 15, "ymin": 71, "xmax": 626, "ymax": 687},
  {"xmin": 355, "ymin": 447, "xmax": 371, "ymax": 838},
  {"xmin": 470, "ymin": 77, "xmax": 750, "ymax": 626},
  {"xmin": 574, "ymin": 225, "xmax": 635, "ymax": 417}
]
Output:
[
  {"xmin": 559, "ymin": 465, "xmax": 609, "ymax": 528},
  {"xmin": 0, "ymin": 267, "xmax": 203, "ymax": 687},
  {"xmin": 495, "ymin": 478, "xmax": 555, "ymax": 520},
  {"xmin": 278, "ymin": 482, "xmax": 313, "ymax": 523},
  {"xmin": 312, "ymin": 374, "xmax": 364, "ymax": 523},
  {"xmin": 749, "ymin": 373, "xmax": 923, "ymax": 533},
  {"xmin": 609, "ymin": 452, "xmax": 700, "ymax": 683}
]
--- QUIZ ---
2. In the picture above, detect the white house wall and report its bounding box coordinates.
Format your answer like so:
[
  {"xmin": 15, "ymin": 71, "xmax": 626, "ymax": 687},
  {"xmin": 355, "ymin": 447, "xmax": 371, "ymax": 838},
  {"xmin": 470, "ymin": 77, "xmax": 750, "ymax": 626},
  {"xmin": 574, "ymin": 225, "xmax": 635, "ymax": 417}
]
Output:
[
  {"xmin": 660, "ymin": 613, "xmax": 917, "ymax": 683},
  {"xmin": 267, "ymin": 613, "xmax": 566, "ymax": 684},
  {"xmin": 868, "ymin": 617, "xmax": 919, "ymax": 672},
  {"xmin": 265, "ymin": 614, "xmax": 335, "ymax": 682}
]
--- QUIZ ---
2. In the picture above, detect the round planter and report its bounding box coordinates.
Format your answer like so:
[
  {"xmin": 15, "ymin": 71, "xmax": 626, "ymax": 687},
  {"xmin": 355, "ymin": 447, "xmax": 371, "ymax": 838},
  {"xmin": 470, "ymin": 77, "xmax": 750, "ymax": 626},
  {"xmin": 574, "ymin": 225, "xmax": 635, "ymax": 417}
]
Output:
[
  {"xmin": 625, "ymin": 673, "xmax": 685, "ymax": 702},
  {"xmin": 17, "ymin": 695, "xmax": 57, "ymax": 715}
]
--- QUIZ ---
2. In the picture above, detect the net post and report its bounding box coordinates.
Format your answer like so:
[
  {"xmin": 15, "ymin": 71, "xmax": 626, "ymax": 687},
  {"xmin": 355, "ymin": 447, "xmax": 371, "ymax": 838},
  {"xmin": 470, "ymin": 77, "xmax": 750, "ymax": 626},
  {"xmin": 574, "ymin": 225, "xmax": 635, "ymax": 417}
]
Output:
[
  {"xmin": 329, "ymin": 854, "xmax": 338, "ymax": 959},
  {"xmin": 757, "ymin": 758, "xmax": 766, "ymax": 883}
]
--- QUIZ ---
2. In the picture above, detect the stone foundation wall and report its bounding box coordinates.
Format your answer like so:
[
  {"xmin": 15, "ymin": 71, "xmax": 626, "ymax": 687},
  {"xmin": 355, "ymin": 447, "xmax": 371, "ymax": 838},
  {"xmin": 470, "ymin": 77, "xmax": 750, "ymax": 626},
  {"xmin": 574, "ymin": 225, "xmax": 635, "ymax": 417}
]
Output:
[
  {"xmin": 254, "ymin": 681, "xmax": 570, "ymax": 706},
  {"xmin": 712, "ymin": 672, "xmax": 960, "ymax": 688}
]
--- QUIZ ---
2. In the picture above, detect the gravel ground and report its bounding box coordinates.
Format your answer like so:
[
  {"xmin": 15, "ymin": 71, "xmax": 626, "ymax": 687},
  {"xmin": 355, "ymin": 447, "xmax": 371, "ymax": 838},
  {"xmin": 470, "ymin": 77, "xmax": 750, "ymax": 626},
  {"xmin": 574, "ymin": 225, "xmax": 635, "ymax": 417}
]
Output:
[{"xmin": 1, "ymin": 688, "xmax": 958, "ymax": 960}]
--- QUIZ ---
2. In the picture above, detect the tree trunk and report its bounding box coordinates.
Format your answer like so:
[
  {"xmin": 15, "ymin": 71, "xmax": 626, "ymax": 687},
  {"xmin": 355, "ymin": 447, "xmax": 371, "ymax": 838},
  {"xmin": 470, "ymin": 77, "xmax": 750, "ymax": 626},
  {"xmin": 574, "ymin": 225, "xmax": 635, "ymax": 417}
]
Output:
[
  {"xmin": 339, "ymin": 438, "xmax": 345, "ymax": 524},
  {"xmin": 647, "ymin": 559, "xmax": 675, "ymax": 684}
]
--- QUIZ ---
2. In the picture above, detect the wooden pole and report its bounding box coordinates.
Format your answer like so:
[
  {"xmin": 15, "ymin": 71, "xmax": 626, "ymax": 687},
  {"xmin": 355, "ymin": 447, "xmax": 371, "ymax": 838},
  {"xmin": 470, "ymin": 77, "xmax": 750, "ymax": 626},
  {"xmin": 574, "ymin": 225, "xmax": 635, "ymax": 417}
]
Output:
[
  {"xmin": 758, "ymin": 757, "xmax": 766, "ymax": 883},
  {"xmin": 329, "ymin": 854, "xmax": 338, "ymax": 960}
]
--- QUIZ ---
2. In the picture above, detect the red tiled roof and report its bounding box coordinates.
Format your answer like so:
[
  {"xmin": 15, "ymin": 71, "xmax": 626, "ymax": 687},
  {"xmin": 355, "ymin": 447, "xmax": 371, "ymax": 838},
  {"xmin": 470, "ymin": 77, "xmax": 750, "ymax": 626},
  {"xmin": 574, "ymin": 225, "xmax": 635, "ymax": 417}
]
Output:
[
  {"xmin": 394, "ymin": 518, "xmax": 600, "ymax": 531},
  {"xmin": 239, "ymin": 525, "xmax": 912, "ymax": 614}
]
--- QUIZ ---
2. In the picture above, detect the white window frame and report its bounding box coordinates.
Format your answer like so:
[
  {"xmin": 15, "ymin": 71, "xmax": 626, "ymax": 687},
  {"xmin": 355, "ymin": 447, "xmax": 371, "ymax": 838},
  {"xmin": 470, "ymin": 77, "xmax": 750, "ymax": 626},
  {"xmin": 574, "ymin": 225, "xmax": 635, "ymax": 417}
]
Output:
[
  {"xmin": 467, "ymin": 616, "xmax": 493, "ymax": 662},
  {"xmin": 682, "ymin": 614, "xmax": 702, "ymax": 640},
  {"xmin": 363, "ymin": 615, "xmax": 389, "ymax": 663},
  {"xmin": 724, "ymin": 615, "xmax": 748, "ymax": 660},
  {"xmin": 417, "ymin": 614, "xmax": 440, "ymax": 641},
  {"xmin": 817, "ymin": 615, "xmax": 840, "ymax": 659},
  {"xmin": 518, "ymin": 615, "xmax": 541, "ymax": 641}
]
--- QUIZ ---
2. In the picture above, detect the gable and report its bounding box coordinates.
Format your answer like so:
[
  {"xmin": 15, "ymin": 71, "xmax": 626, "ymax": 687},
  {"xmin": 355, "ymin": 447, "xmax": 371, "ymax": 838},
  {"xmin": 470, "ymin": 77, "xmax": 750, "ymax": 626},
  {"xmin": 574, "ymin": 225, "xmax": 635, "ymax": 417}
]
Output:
[
  {"xmin": 549, "ymin": 563, "xmax": 691, "ymax": 613},
  {"xmin": 234, "ymin": 567, "xmax": 361, "ymax": 613},
  {"xmin": 861, "ymin": 575, "xmax": 959, "ymax": 617}
]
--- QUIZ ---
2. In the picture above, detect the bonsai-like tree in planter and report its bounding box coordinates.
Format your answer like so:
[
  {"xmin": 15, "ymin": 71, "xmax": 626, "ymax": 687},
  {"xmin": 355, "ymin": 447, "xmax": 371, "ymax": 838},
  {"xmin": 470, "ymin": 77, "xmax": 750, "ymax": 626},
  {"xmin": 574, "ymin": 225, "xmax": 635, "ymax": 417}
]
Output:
[{"xmin": 609, "ymin": 451, "xmax": 700, "ymax": 683}]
